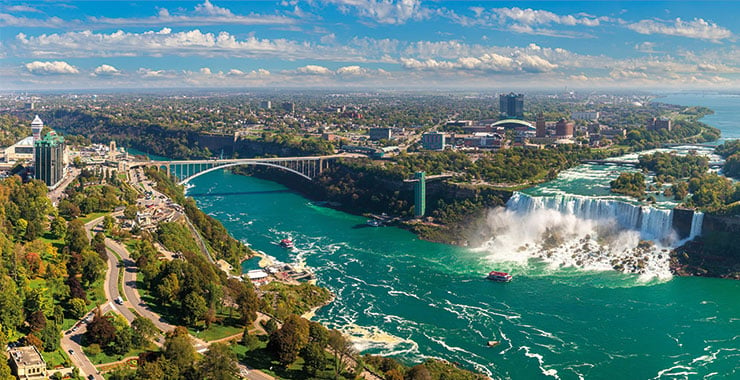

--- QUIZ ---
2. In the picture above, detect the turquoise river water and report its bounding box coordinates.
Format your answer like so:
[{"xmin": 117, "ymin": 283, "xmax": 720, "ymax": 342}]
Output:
[{"xmin": 177, "ymin": 93, "xmax": 740, "ymax": 380}]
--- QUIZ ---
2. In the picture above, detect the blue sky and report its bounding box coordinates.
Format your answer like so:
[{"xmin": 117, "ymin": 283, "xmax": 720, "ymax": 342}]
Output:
[{"xmin": 1, "ymin": 1, "xmax": 738, "ymax": 90}]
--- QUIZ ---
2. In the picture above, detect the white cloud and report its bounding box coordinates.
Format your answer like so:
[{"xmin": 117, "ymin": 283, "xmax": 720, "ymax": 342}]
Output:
[
  {"xmin": 223, "ymin": 68, "xmax": 272, "ymax": 78},
  {"xmin": 13, "ymin": 29, "xmax": 389, "ymax": 63},
  {"xmin": 335, "ymin": 65, "xmax": 389, "ymax": 77},
  {"xmin": 401, "ymin": 50, "xmax": 557, "ymax": 73},
  {"xmin": 296, "ymin": 65, "xmax": 333, "ymax": 75},
  {"xmin": 4, "ymin": 1, "xmax": 296, "ymax": 29},
  {"xmin": 90, "ymin": 1, "xmax": 296, "ymax": 27},
  {"xmin": 200, "ymin": 67, "xmax": 212, "ymax": 75},
  {"xmin": 137, "ymin": 68, "xmax": 169, "ymax": 78},
  {"xmin": 322, "ymin": 0, "xmax": 428, "ymax": 24},
  {"xmin": 634, "ymin": 41, "xmax": 659, "ymax": 53},
  {"xmin": 0, "ymin": 13, "xmax": 66, "ymax": 27},
  {"xmin": 4, "ymin": 5, "xmax": 41, "ymax": 13},
  {"xmin": 24, "ymin": 60, "xmax": 79, "ymax": 75},
  {"xmin": 450, "ymin": 7, "xmax": 606, "ymax": 37},
  {"xmin": 609, "ymin": 69, "xmax": 649, "ymax": 79},
  {"xmin": 93, "ymin": 64, "xmax": 120, "ymax": 76},
  {"xmin": 194, "ymin": 0, "xmax": 232, "ymax": 17},
  {"xmin": 627, "ymin": 18, "xmax": 732, "ymax": 42},
  {"xmin": 15, "ymin": 29, "xmax": 316, "ymax": 60},
  {"xmin": 492, "ymin": 7, "xmax": 604, "ymax": 27}
]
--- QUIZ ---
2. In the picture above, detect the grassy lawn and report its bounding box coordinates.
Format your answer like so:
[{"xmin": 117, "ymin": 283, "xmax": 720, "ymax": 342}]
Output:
[
  {"xmin": 61, "ymin": 317, "xmax": 80, "ymax": 331},
  {"xmin": 87, "ymin": 277, "xmax": 107, "ymax": 309},
  {"xmin": 233, "ymin": 337, "xmax": 346, "ymax": 380},
  {"xmin": 42, "ymin": 348, "xmax": 71, "ymax": 368},
  {"xmin": 84, "ymin": 345, "xmax": 152, "ymax": 365},
  {"xmin": 79, "ymin": 212, "xmax": 109, "ymax": 224},
  {"xmin": 38, "ymin": 232, "xmax": 66, "ymax": 253},
  {"xmin": 188, "ymin": 314, "xmax": 244, "ymax": 342}
]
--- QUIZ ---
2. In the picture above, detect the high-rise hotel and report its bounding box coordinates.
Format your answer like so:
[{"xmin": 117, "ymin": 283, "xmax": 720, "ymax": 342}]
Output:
[{"xmin": 34, "ymin": 131, "xmax": 65, "ymax": 187}]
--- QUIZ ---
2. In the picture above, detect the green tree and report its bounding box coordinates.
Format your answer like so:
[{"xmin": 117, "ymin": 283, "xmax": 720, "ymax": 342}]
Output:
[
  {"xmin": 328, "ymin": 330, "xmax": 355, "ymax": 380},
  {"xmin": 108, "ymin": 326, "xmax": 134, "ymax": 355},
  {"xmin": 25, "ymin": 288, "xmax": 52, "ymax": 316},
  {"xmin": 0, "ymin": 358, "xmax": 14, "ymax": 380},
  {"xmin": 263, "ymin": 318, "xmax": 278, "ymax": 335},
  {"xmin": 241, "ymin": 331, "xmax": 261, "ymax": 351},
  {"xmin": 155, "ymin": 273, "xmax": 180, "ymax": 305},
  {"xmin": 66, "ymin": 219, "xmax": 89, "ymax": 254},
  {"xmin": 135, "ymin": 359, "xmax": 165, "ymax": 380},
  {"xmin": 163, "ymin": 327, "xmax": 196, "ymax": 370},
  {"xmin": 103, "ymin": 215, "xmax": 115, "ymax": 234},
  {"xmin": 124, "ymin": 205, "xmax": 138, "ymax": 220},
  {"xmin": 302, "ymin": 342, "xmax": 327, "ymax": 376},
  {"xmin": 197, "ymin": 342, "xmax": 240, "ymax": 380},
  {"xmin": 40, "ymin": 321, "xmax": 61, "ymax": 352},
  {"xmin": 182, "ymin": 292, "xmax": 207, "ymax": 326},
  {"xmin": 81, "ymin": 251, "xmax": 106, "ymax": 286},
  {"xmin": 267, "ymin": 314, "xmax": 309, "ymax": 365},
  {"xmin": 58, "ymin": 199, "xmax": 81, "ymax": 220},
  {"xmin": 0, "ymin": 276, "xmax": 24, "ymax": 330},
  {"xmin": 131, "ymin": 316, "xmax": 158, "ymax": 347},
  {"xmin": 13, "ymin": 218, "xmax": 28, "ymax": 241}
]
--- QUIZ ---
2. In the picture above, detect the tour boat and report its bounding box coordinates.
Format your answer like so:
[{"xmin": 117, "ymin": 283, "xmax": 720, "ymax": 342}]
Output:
[
  {"xmin": 486, "ymin": 271, "xmax": 512, "ymax": 282},
  {"xmin": 366, "ymin": 219, "xmax": 382, "ymax": 227},
  {"xmin": 279, "ymin": 239, "xmax": 294, "ymax": 249}
]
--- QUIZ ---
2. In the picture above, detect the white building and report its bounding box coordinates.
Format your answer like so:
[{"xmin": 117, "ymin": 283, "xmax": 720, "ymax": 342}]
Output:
[
  {"xmin": 2, "ymin": 136, "xmax": 34, "ymax": 163},
  {"xmin": 571, "ymin": 111, "xmax": 600, "ymax": 121},
  {"xmin": 9, "ymin": 345, "xmax": 47, "ymax": 380}
]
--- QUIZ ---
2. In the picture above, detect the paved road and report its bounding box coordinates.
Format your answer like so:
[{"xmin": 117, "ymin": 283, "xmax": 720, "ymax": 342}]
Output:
[
  {"xmin": 47, "ymin": 167, "xmax": 80, "ymax": 206},
  {"xmin": 84, "ymin": 216, "xmax": 138, "ymax": 324},
  {"xmin": 60, "ymin": 307, "xmax": 112, "ymax": 380}
]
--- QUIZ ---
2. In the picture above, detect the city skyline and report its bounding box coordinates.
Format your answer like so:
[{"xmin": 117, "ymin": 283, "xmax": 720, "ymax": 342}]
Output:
[{"xmin": 1, "ymin": 1, "xmax": 738, "ymax": 90}]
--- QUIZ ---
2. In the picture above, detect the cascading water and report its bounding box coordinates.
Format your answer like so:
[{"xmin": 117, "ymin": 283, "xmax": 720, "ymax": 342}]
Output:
[
  {"xmin": 689, "ymin": 211, "xmax": 704, "ymax": 240},
  {"xmin": 506, "ymin": 192, "xmax": 677, "ymax": 242},
  {"xmin": 475, "ymin": 192, "xmax": 703, "ymax": 279}
]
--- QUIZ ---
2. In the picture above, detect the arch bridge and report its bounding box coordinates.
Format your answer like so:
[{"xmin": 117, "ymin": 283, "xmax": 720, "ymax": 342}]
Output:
[{"xmin": 128, "ymin": 154, "xmax": 351, "ymax": 185}]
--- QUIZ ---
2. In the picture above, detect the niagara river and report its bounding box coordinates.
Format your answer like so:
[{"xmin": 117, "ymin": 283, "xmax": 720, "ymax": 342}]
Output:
[{"xmin": 184, "ymin": 93, "xmax": 740, "ymax": 379}]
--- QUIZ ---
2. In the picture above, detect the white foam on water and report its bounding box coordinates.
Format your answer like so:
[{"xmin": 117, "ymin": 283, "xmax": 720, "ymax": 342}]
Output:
[
  {"xmin": 519, "ymin": 346, "xmax": 560, "ymax": 379},
  {"xmin": 337, "ymin": 323, "xmax": 421, "ymax": 358},
  {"xmin": 472, "ymin": 190, "xmax": 708, "ymax": 279}
]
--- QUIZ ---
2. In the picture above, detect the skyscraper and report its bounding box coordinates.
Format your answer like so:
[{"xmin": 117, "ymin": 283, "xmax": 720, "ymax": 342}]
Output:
[
  {"xmin": 34, "ymin": 131, "xmax": 65, "ymax": 187},
  {"xmin": 499, "ymin": 93, "xmax": 524, "ymax": 119}
]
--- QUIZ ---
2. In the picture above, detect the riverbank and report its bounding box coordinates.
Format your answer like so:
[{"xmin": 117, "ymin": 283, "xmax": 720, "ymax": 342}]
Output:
[{"xmin": 186, "ymin": 168, "xmax": 740, "ymax": 379}]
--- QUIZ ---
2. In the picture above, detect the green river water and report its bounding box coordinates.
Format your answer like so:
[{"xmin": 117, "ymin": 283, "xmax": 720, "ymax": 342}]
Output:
[{"xmin": 152, "ymin": 93, "xmax": 740, "ymax": 379}]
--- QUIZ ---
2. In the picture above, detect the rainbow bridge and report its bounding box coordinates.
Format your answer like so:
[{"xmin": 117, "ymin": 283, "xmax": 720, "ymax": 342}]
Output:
[{"xmin": 127, "ymin": 154, "xmax": 357, "ymax": 185}]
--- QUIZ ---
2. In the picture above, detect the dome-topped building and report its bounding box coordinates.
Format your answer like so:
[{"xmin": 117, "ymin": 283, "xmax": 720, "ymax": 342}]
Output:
[{"xmin": 31, "ymin": 115, "xmax": 43, "ymax": 142}]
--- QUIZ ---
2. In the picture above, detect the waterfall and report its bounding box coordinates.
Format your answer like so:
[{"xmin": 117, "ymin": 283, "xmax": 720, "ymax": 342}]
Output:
[
  {"xmin": 506, "ymin": 192, "xmax": 676, "ymax": 241},
  {"xmin": 689, "ymin": 211, "xmax": 704, "ymax": 239}
]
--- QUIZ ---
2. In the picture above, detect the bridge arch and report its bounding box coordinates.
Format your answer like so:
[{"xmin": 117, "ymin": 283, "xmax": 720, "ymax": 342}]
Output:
[{"xmin": 177, "ymin": 161, "xmax": 313, "ymax": 185}]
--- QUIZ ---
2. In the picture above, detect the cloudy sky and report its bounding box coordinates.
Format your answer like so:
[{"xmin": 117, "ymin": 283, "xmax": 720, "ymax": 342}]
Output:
[{"xmin": 1, "ymin": 1, "xmax": 738, "ymax": 90}]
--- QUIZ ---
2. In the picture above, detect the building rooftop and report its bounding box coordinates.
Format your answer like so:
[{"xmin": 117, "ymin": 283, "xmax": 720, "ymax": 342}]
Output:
[
  {"xmin": 35, "ymin": 131, "xmax": 64, "ymax": 146},
  {"xmin": 31, "ymin": 115, "xmax": 43, "ymax": 127},
  {"xmin": 14, "ymin": 136, "xmax": 35, "ymax": 147},
  {"xmin": 9, "ymin": 345, "xmax": 46, "ymax": 367},
  {"xmin": 492, "ymin": 119, "xmax": 535, "ymax": 130}
]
